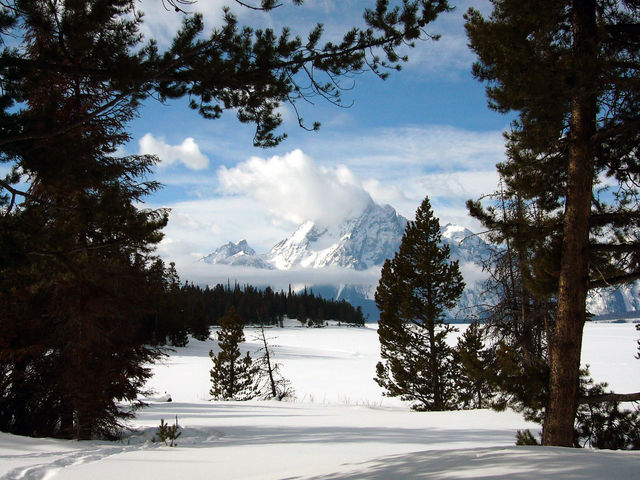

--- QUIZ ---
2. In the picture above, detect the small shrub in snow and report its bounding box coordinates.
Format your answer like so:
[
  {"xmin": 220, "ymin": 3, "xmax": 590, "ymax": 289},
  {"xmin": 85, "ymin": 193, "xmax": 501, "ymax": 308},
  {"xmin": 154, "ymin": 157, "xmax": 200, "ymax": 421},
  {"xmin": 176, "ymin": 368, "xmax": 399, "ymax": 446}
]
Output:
[
  {"xmin": 154, "ymin": 416, "xmax": 181, "ymax": 447},
  {"xmin": 515, "ymin": 429, "xmax": 539, "ymax": 446}
]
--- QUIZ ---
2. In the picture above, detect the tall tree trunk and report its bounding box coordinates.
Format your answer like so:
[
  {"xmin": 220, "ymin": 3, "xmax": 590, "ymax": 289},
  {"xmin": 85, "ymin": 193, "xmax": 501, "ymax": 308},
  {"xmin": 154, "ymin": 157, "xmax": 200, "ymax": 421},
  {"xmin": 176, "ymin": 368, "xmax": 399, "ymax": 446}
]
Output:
[{"xmin": 543, "ymin": 0, "xmax": 597, "ymax": 447}]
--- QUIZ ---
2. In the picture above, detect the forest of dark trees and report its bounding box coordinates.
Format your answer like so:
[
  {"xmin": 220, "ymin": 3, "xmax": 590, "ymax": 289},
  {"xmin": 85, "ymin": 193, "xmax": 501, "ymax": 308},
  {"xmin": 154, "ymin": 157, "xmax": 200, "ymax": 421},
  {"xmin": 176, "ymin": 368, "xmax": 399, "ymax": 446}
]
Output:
[{"xmin": 147, "ymin": 275, "xmax": 366, "ymax": 348}]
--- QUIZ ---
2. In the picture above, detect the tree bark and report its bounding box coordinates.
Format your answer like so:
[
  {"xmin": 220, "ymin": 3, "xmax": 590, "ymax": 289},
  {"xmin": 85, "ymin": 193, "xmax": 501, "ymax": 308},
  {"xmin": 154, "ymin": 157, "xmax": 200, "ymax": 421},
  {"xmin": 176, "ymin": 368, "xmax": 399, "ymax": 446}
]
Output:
[{"xmin": 542, "ymin": 0, "xmax": 598, "ymax": 447}]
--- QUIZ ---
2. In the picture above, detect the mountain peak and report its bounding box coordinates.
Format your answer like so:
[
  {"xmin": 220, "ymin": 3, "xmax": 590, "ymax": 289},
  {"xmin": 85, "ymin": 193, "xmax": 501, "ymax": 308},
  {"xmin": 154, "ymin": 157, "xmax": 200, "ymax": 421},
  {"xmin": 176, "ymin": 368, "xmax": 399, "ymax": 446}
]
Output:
[
  {"xmin": 267, "ymin": 202, "xmax": 408, "ymax": 271},
  {"xmin": 201, "ymin": 239, "xmax": 272, "ymax": 269},
  {"xmin": 441, "ymin": 223, "xmax": 473, "ymax": 240}
]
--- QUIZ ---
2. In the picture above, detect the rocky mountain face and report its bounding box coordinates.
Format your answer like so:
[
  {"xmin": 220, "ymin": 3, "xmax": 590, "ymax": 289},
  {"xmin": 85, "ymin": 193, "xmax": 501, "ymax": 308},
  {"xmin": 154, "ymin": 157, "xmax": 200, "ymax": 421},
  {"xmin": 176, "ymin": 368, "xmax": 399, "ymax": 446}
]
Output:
[{"xmin": 202, "ymin": 203, "xmax": 639, "ymax": 321}]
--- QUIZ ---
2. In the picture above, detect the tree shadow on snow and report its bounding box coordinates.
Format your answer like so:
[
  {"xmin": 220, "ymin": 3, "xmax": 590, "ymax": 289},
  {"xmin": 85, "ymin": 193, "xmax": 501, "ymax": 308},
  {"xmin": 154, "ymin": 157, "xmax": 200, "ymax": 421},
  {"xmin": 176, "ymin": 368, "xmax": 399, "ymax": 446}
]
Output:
[{"xmin": 282, "ymin": 446, "xmax": 640, "ymax": 480}]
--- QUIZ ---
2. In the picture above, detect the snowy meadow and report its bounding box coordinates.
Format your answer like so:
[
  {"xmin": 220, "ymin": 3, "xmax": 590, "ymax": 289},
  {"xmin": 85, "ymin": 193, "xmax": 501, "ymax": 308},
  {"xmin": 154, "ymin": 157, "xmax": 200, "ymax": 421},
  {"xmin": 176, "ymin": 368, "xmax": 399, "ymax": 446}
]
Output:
[{"xmin": 1, "ymin": 321, "xmax": 639, "ymax": 479}]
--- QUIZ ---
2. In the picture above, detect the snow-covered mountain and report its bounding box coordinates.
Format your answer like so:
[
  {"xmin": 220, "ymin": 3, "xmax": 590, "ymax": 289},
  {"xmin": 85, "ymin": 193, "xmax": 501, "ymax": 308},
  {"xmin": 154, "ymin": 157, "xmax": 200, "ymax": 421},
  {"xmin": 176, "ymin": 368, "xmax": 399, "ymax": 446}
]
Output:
[
  {"xmin": 267, "ymin": 202, "xmax": 407, "ymax": 270},
  {"xmin": 201, "ymin": 203, "xmax": 640, "ymax": 320},
  {"xmin": 587, "ymin": 282, "xmax": 640, "ymax": 317},
  {"xmin": 201, "ymin": 240, "xmax": 273, "ymax": 269}
]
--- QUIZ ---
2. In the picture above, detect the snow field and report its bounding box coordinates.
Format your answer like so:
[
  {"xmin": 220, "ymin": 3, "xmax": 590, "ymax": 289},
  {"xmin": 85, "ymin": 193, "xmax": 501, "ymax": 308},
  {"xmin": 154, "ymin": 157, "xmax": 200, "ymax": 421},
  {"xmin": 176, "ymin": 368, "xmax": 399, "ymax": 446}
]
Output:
[{"xmin": 1, "ymin": 322, "xmax": 638, "ymax": 479}]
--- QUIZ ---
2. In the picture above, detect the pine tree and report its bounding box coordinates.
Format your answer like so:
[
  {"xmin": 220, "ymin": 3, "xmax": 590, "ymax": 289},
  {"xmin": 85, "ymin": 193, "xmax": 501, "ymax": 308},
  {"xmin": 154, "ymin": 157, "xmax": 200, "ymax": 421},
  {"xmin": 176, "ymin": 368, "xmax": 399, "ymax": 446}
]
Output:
[
  {"xmin": 466, "ymin": 0, "xmax": 640, "ymax": 446},
  {"xmin": 375, "ymin": 196, "xmax": 465, "ymax": 411},
  {"xmin": 209, "ymin": 308, "xmax": 257, "ymax": 401},
  {"xmin": 468, "ymin": 183, "xmax": 554, "ymax": 423},
  {"xmin": 0, "ymin": 1, "xmax": 170, "ymax": 439},
  {"xmin": 453, "ymin": 321, "xmax": 493, "ymax": 410}
]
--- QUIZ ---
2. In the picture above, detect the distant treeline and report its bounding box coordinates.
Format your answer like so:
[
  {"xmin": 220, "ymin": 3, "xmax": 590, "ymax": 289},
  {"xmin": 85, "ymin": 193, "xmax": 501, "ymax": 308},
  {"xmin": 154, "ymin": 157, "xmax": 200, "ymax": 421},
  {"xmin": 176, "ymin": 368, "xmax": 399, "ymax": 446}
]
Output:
[{"xmin": 146, "ymin": 281, "xmax": 365, "ymax": 346}]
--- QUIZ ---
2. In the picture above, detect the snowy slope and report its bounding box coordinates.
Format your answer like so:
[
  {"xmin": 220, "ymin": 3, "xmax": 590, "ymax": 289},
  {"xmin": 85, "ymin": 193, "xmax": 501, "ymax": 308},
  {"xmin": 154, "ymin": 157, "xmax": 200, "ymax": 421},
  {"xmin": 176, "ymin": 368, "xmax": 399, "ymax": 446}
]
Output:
[{"xmin": 1, "ymin": 322, "xmax": 638, "ymax": 479}]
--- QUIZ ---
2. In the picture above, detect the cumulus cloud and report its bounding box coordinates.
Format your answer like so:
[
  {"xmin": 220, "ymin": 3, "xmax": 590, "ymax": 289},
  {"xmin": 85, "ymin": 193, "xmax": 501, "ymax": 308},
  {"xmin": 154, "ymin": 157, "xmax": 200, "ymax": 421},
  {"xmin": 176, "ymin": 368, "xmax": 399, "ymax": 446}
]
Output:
[
  {"xmin": 218, "ymin": 149, "xmax": 373, "ymax": 227},
  {"xmin": 139, "ymin": 133, "xmax": 209, "ymax": 170},
  {"xmin": 362, "ymin": 179, "xmax": 411, "ymax": 207}
]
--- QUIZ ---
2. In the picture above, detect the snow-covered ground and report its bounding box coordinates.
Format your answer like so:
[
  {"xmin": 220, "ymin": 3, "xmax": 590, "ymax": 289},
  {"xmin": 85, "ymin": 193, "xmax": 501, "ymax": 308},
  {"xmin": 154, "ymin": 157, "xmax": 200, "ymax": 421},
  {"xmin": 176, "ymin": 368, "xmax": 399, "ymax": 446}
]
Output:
[{"xmin": 1, "ymin": 321, "xmax": 639, "ymax": 479}]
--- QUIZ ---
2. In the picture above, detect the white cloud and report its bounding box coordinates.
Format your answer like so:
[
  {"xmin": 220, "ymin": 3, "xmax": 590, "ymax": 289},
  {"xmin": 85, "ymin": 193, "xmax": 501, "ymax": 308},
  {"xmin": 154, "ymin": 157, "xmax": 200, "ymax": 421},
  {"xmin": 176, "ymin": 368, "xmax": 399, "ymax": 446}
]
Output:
[
  {"xmin": 154, "ymin": 196, "xmax": 289, "ymax": 256},
  {"xmin": 218, "ymin": 149, "xmax": 372, "ymax": 227},
  {"xmin": 416, "ymin": 170, "xmax": 500, "ymax": 200},
  {"xmin": 362, "ymin": 179, "xmax": 410, "ymax": 207},
  {"xmin": 139, "ymin": 133, "xmax": 209, "ymax": 170},
  {"xmin": 284, "ymin": 125, "xmax": 505, "ymax": 223}
]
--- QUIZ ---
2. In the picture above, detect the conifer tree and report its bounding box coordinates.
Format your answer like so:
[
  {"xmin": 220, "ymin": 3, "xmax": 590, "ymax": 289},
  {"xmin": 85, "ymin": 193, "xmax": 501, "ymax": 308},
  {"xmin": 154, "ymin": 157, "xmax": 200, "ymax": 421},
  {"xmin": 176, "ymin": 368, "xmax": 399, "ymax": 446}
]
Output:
[
  {"xmin": 209, "ymin": 308, "xmax": 257, "ymax": 401},
  {"xmin": 0, "ymin": 1, "xmax": 170, "ymax": 439},
  {"xmin": 468, "ymin": 183, "xmax": 554, "ymax": 423},
  {"xmin": 466, "ymin": 0, "xmax": 640, "ymax": 445},
  {"xmin": 453, "ymin": 321, "xmax": 493, "ymax": 410},
  {"xmin": 375, "ymin": 196, "xmax": 464, "ymax": 411}
]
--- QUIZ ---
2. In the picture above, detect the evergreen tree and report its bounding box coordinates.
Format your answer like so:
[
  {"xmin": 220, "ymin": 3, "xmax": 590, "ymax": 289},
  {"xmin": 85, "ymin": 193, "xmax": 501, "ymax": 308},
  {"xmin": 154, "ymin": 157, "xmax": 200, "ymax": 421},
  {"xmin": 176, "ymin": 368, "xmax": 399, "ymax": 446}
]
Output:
[
  {"xmin": 468, "ymin": 183, "xmax": 554, "ymax": 423},
  {"xmin": 209, "ymin": 308, "xmax": 257, "ymax": 401},
  {"xmin": 466, "ymin": 0, "xmax": 640, "ymax": 446},
  {"xmin": 470, "ymin": 180, "xmax": 639, "ymax": 441},
  {"xmin": 575, "ymin": 376, "xmax": 640, "ymax": 449},
  {"xmin": 453, "ymin": 321, "xmax": 493, "ymax": 410},
  {"xmin": 375, "ymin": 196, "xmax": 464, "ymax": 411},
  {"xmin": 0, "ymin": 1, "xmax": 170, "ymax": 439}
]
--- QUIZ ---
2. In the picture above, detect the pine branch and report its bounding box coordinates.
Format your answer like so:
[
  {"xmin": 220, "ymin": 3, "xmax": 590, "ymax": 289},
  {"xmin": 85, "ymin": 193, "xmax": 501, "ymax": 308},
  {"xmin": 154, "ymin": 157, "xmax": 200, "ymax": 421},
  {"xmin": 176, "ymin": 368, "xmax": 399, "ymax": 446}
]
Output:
[
  {"xmin": 589, "ymin": 243, "xmax": 640, "ymax": 253},
  {"xmin": 592, "ymin": 118, "xmax": 640, "ymax": 144},
  {"xmin": 578, "ymin": 392, "xmax": 640, "ymax": 404},
  {"xmin": 0, "ymin": 91, "xmax": 134, "ymax": 148},
  {"xmin": 589, "ymin": 212, "xmax": 640, "ymax": 227},
  {"xmin": 0, "ymin": 178, "xmax": 30, "ymax": 198}
]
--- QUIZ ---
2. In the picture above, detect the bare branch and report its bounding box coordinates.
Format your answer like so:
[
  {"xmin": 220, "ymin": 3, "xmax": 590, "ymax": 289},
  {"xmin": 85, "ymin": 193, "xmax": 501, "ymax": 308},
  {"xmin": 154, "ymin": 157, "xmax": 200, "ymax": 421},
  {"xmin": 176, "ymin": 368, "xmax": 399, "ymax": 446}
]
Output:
[
  {"xmin": 162, "ymin": 0, "xmax": 196, "ymax": 13},
  {"xmin": 234, "ymin": 0, "xmax": 283, "ymax": 11},
  {"xmin": 590, "ymin": 270, "xmax": 640, "ymax": 289},
  {"xmin": 0, "ymin": 178, "xmax": 30, "ymax": 199}
]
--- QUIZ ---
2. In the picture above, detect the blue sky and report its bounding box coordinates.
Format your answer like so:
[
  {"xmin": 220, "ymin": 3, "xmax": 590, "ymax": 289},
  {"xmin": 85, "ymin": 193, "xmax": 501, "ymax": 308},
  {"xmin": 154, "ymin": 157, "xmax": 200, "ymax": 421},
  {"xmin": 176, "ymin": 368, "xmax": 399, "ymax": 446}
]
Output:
[{"xmin": 126, "ymin": 0, "xmax": 511, "ymax": 282}]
